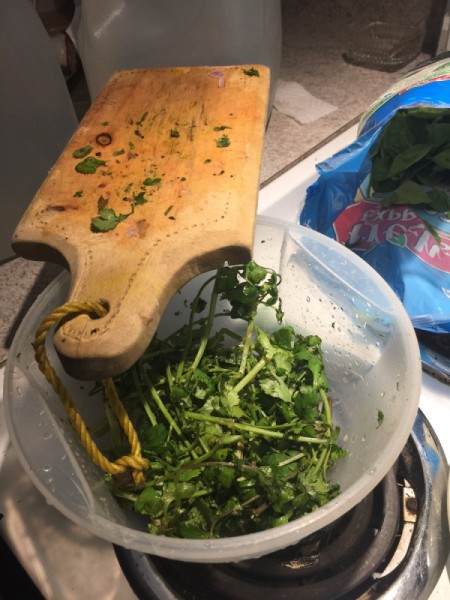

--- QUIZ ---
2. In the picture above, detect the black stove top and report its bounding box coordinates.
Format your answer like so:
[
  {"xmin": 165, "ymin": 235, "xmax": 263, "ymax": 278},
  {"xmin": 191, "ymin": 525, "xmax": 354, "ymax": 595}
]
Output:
[{"xmin": 114, "ymin": 411, "xmax": 449, "ymax": 600}]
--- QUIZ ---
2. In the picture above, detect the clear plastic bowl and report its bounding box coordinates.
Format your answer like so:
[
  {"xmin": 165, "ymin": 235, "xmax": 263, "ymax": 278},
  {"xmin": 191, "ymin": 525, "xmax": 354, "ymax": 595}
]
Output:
[{"xmin": 3, "ymin": 217, "xmax": 421, "ymax": 562}]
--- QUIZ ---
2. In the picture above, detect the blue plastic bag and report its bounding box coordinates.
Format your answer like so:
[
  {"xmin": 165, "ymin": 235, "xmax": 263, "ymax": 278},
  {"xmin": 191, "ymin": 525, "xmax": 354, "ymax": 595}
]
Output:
[{"xmin": 300, "ymin": 56, "xmax": 450, "ymax": 334}]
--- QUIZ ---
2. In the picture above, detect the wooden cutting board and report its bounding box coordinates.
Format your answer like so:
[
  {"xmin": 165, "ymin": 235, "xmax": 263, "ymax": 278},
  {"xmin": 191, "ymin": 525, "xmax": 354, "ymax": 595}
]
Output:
[{"xmin": 12, "ymin": 65, "xmax": 270, "ymax": 380}]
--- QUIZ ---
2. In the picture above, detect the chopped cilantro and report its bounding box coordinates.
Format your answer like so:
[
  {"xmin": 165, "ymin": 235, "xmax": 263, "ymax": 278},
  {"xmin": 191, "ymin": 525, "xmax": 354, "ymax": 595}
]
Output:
[
  {"xmin": 170, "ymin": 129, "xmax": 180, "ymax": 138},
  {"xmin": 132, "ymin": 191, "xmax": 147, "ymax": 206},
  {"xmin": 97, "ymin": 195, "xmax": 108, "ymax": 210},
  {"xmin": 75, "ymin": 156, "xmax": 107, "ymax": 174},
  {"xmin": 134, "ymin": 129, "xmax": 144, "ymax": 139},
  {"xmin": 216, "ymin": 134, "xmax": 230, "ymax": 148},
  {"xmin": 213, "ymin": 125, "xmax": 231, "ymax": 131},
  {"xmin": 164, "ymin": 205, "xmax": 173, "ymax": 216},
  {"xmin": 243, "ymin": 67, "xmax": 260, "ymax": 77},
  {"xmin": 204, "ymin": 158, "xmax": 212, "ymax": 164},
  {"xmin": 72, "ymin": 145, "xmax": 93, "ymax": 159},
  {"xmin": 377, "ymin": 409, "xmax": 384, "ymax": 429},
  {"xmin": 91, "ymin": 192, "xmax": 148, "ymax": 232},
  {"xmin": 101, "ymin": 121, "xmax": 109, "ymax": 126},
  {"xmin": 105, "ymin": 261, "xmax": 344, "ymax": 538},
  {"xmin": 143, "ymin": 177, "xmax": 162, "ymax": 186},
  {"xmin": 91, "ymin": 207, "xmax": 129, "ymax": 232},
  {"xmin": 73, "ymin": 190, "xmax": 83, "ymax": 198},
  {"xmin": 136, "ymin": 111, "xmax": 148, "ymax": 126},
  {"xmin": 113, "ymin": 149, "xmax": 125, "ymax": 156}
]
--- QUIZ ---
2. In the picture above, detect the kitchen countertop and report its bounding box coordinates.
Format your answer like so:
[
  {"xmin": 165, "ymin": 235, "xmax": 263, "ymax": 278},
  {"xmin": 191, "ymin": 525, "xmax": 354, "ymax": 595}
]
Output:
[{"xmin": 0, "ymin": 0, "xmax": 433, "ymax": 367}]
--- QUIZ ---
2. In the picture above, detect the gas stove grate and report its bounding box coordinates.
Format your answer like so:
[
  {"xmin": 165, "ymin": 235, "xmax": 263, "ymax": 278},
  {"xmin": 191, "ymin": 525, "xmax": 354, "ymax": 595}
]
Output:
[{"xmin": 114, "ymin": 411, "xmax": 449, "ymax": 600}]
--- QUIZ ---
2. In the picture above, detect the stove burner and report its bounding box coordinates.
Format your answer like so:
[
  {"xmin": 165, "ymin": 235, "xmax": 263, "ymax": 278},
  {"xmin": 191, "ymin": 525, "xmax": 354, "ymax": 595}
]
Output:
[{"xmin": 114, "ymin": 412, "xmax": 449, "ymax": 600}]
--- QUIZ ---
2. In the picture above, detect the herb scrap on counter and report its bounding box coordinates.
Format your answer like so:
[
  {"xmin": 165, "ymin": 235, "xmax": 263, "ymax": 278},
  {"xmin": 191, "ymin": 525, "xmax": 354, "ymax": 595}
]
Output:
[
  {"xmin": 369, "ymin": 107, "xmax": 450, "ymax": 213},
  {"xmin": 106, "ymin": 261, "xmax": 345, "ymax": 539}
]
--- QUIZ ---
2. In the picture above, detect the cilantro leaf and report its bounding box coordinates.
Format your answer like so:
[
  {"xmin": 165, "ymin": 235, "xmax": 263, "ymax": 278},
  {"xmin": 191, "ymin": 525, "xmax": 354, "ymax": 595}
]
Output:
[
  {"xmin": 91, "ymin": 207, "xmax": 129, "ymax": 232},
  {"xmin": 72, "ymin": 145, "xmax": 93, "ymax": 158},
  {"xmin": 75, "ymin": 156, "xmax": 107, "ymax": 174},
  {"xmin": 215, "ymin": 134, "xmax": 230, "ymax": 148},
  {"xmin": 243, "ymin": 67, "xmax": 260, "ymax": 77},
  {"xmin": 143, "ymin": 177, "xmax": 162, "ymax": 186}
]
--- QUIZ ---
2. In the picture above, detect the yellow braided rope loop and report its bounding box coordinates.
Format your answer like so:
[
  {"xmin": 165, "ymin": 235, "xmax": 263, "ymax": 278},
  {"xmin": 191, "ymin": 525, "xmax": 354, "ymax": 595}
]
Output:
[{"xmin": 34, "ymin": 301, "xmax": 150, "ymax": 487}]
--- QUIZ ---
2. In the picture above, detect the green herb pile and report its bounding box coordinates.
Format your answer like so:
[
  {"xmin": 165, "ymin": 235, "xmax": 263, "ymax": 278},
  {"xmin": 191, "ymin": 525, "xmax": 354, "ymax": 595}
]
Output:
[
  {"xmin": 107, "ymin": 261, "xmax": 344, "ymax": 539},
  {"xmin": 369, "ymin": 107, "xmax": 450, "ymax": 215}
]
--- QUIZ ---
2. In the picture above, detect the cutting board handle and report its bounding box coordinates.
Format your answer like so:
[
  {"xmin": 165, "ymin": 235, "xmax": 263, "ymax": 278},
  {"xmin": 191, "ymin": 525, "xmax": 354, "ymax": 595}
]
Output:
[{"xmin": 54, "ymin": 236, "xmax": 252, "ymax": 380}]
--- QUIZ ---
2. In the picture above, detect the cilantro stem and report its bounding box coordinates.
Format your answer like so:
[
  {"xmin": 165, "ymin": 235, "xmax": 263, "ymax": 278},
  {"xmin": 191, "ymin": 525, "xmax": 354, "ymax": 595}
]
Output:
[
  {"xmin": 296, "ymin": 436, "xmax": 329, "ymax": 445},
  {"xmin": 143, "ymin": 374, "xmax": 199, "ymax": 461},
  {"xmin": 185, "ymin": 411, "xmax": 284, "ymax": 438},
  {"xmin": 176, "ymin": 275, "xmax": 216, "ymax": 380},
  {"xmin": 185, "ymin": 412, "xmax": 329, "ymax": 444},
  {"xmin": 211, "ymin": 494, "xmax": 261, "ymax": 536},
  {"xmin": 320, "ymin": 388, "xmax": 332, "ymax": 427},
  {"xmin": 165, "ymin": 364, "xmax": 174, "ymax": 393},
  {"xmin": 233, "ymin": 355, "xmax": 269, "ymax": 394},
  {"xmin": 278, "ymin": 452, "xmax": 305, "ymax": 467},
  {"xmin": 143, "ymin": 372, "xmax": 183, "ymax": 438},
  {"xmin": 114, "ymin": 490, "xmax": 139, "ymax": 503},
  {"xmin": 189, "ymin": 489, "xmax": 213, "ymax": 499},
  {"xmin": 188, "ymin": 290, "xmax": 219, "ymax": 376},
  {"xmin": 239, "ymin": 320, "xmax": 254, "ymax": 374},
  {"xmin": 192, "ymin": 436, "xmax": 243, "ymax": 464},
  {"xmin": 310, "ymin": 445, "xmax": 330, "ymax": 476},
  {"xmin": 310, "ymin": 389, "xmax": 333, "ymax": 477},
  {"xmin": 132, "ymin": 366, "xmax": 157, "ymax": 426}
]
